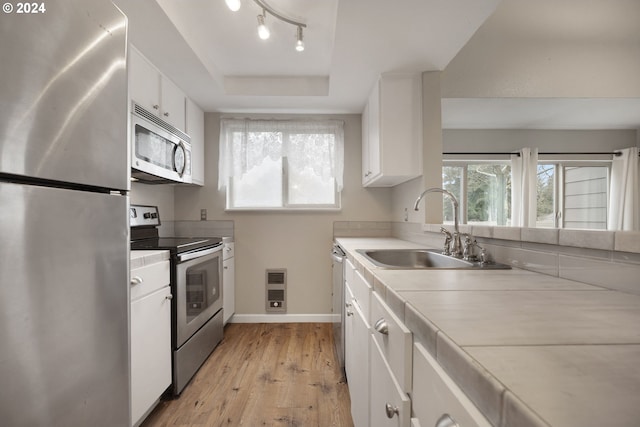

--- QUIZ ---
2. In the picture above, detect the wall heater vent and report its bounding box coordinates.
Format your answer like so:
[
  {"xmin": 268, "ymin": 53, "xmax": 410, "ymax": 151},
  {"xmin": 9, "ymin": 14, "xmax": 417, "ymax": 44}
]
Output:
[{"xmin": 266, "ymin": 269, "xmax": 286, "ymax": 313}]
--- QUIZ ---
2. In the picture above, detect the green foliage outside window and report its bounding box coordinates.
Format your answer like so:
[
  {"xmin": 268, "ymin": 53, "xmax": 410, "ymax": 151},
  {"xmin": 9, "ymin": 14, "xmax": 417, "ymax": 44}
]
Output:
[{"xmin": 443, "ymin": 163, "xmax": 511, "ymax": 226}]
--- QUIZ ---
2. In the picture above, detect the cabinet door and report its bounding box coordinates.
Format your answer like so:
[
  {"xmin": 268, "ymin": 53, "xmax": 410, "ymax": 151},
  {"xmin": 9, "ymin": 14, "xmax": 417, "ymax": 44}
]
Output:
[
  {"xmin": 346, "ymin": 296, "xmax": 370, "ymax": 427},
  {"xmin": 160, "ymin": 77, "xmax": 186, "ymax": 132},
  {"xmin": 223, "ymin": 255, "xmax": 235, "ymax": 324},
  {"xmin": 370, "ymin": 337, "xmax": 410, "ymax": 427},
  {"xmin": 131, "ymin": 286, "xmax": 172, "ymax": 426},
  {"xmin": 129, "ymin": 47, "xmax": 161, "ymax": 115},
  {"xmin": 412, "ymin": 343, "xmax": 492, "ymax": 427},
  {"xmin": 362, "ymin": 74, "xmax": 422, "ymax": 187},
  {"xmin": 186, "ymin": 98, "xmax": 205, "ymax": 185}
]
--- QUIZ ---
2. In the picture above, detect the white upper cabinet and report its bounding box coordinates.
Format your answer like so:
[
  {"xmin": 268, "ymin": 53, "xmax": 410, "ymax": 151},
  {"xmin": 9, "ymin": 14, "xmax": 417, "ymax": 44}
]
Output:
[
  {"xmin": 129, "ymin": 46, "xmax": 186, "ymax": 133},
  {"xmin": 362, "ymin": 73, "xmax": 423, "ymax": 187},
  {"xmin": 160, "ymin": 77, "xmax": 186, "ymax": 132},
  {"xmin": 185, "ymin": 98, "xmax": 205, "ymax": 185}
]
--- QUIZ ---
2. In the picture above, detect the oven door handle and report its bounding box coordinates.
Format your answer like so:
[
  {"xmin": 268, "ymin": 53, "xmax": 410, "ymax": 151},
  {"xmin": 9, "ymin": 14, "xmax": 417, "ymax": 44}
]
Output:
[{"xmin": 178, "ymin": 246, "xmax": 222, "ymax": 262}]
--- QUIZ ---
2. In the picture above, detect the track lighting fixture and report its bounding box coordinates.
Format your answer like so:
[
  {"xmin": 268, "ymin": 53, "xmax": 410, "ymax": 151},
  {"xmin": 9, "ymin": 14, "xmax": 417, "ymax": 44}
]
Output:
[{"xmin": 226, "ymin": 0, "xmax": 307, "ymax": 52}]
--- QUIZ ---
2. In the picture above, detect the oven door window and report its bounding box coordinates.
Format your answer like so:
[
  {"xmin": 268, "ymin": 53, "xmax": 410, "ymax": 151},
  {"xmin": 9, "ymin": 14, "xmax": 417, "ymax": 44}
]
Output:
[
  {"xmin": 185, "ymin": 258, "xmax": 220, "ymax": 322},
  {"xmin": 186, "ymin": 264, "xmax": 220, "ymax": 323}
]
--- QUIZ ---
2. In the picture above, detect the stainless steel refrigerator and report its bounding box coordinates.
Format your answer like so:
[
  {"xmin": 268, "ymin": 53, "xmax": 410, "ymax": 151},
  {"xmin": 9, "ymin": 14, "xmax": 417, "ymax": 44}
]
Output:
[{"xmin": 0, "ymin": 1, "xmax": 130, "ymax": 426}]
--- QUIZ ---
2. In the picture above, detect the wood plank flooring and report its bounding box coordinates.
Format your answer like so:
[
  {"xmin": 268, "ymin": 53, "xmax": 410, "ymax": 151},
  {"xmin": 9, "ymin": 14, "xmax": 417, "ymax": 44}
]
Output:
[{"xmin": 142, "ymin": 323, "xmax": 354, "ymax": 427}]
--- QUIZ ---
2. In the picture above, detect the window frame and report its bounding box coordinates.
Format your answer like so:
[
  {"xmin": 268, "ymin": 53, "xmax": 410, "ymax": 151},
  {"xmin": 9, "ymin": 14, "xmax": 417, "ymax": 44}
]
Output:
[
  {"xmin": 537, "ymin": 160, "xmax": 611, "ymax": 229},
  {"xmin": 220, "ymin": 120, "xmax": 343, "ymax": 211}
]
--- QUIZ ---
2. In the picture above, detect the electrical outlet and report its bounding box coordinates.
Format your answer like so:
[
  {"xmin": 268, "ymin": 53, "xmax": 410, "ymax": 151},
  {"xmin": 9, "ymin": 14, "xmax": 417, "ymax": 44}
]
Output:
[
  {"xmin": 404, "ymin": 207, "xmax": 408, "ymax": 222},
  {"xmin": 200, "ymin": 209, "xmax": 207, "ymax": 221}
]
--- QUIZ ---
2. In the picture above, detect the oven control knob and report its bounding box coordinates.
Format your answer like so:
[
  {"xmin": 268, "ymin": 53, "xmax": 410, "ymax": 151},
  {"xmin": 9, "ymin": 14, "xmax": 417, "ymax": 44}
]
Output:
[
  {"xmin": 143, "ymin": 212, "xmax": 151, "ymax": 219},
  {"xmin": 273, "ymin": 302, "xmax": 279, "ymax": 307}
]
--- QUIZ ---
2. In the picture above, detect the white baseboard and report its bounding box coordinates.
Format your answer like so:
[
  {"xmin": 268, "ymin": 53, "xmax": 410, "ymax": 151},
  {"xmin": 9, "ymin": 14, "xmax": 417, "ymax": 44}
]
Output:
[{"xmin": 228, "ymin": 313, "xmax": 334, "ymax": 323}]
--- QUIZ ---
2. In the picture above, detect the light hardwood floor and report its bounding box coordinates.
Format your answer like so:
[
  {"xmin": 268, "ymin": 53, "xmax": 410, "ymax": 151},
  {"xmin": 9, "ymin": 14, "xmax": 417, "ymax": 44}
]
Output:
[{"xmin": 142, "ymin": 323, "xmax": 354, "ymax": 427}]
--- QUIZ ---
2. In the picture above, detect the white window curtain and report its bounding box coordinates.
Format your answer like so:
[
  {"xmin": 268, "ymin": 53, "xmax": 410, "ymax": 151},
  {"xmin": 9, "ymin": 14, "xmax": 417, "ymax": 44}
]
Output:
[
  {"xmin": 218, "ymin": 118, "xmax": 344, "ymax": 192},
  {"xmin": 608, "ymin": 146, "xmax": 639, "ymax": 231},
  {"xmin": 511, "ymin": 147, "xmax": 538, "ymax": 227}
]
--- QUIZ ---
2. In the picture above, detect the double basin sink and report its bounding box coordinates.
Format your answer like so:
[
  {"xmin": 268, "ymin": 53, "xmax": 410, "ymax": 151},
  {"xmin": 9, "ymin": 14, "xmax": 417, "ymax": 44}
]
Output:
[{"xmin": 356, "ymin": 248, "xmax": 511, "ymax": 270}]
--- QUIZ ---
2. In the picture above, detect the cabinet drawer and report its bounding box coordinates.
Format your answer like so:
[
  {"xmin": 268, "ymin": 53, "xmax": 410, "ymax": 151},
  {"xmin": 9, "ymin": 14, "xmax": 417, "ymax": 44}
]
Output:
[
  {"xmin": 371, "ymin": 291, "xmax": 412, "ymax": 393},
  {"xmin": 351, "ymin": 269, "xmax": 372, "ymax": 321},
  {"xmin": 413, "ymin": 343, "xmax": 492, "ymax": 427},
  {"xmin": 370, "ymin": 337, "xmax": 410, "ymax": 427},
  {"xmin": 130, "ymin": 260, "xmax": 170, "ymax": 301},
  {"xmin": 223, "ymin": 242, "xmax": 234, "ymax": 260}
]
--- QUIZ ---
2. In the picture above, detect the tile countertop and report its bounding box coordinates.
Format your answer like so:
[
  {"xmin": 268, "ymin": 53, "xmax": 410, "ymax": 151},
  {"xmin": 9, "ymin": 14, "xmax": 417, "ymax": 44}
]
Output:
[
  {"xmin": 335, "ymin": 237, "xmax": 640, "ymax": 427},
  {"xmin": 130, "ymin": 250, "xmax": 170, "ymax": 270}
]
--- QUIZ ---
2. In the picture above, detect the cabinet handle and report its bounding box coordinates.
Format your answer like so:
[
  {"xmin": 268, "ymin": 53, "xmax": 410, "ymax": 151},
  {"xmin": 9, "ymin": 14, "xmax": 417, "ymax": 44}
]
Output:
[
  {"xmin": 345, "ymin": 302, "xmax": 352, "ymax": 308},
  {"xmin": 374, "ymin": 318, "xmax": 389, "ymax": 335},
  {"xmin": 435, "ymin": 414, "xmax": 459, "ymax": 427},
  {"xmin": 166, "ymin": 294, "xmax": 173, "ymax": 300},
  {"xmin": 225, "ymin": 247, "xmax": 232, "ymax": 252},
  {"xmin": 152, "ymin": 104, "xmax": 159, "ymax": 110},
  {"xmin": 130, "ymin": 276, "xmax": 143, "ymax": 285},
  {"xmin": 346, "ymin": 310, "xmax": 354, "ymax": 317},
  {"xmin": 163, "ymin": 112, "xmax": 169, "ymax": 117},
  {"xmin": 385, "ymin": 403, "xmax": 399, "ymax": 419}
]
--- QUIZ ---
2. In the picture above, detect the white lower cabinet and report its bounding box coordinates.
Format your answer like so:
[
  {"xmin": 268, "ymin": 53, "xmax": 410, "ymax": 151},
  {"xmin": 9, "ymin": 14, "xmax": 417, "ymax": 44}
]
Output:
[
  {"xmin": 370, "ymin": 337, "xmax": 411, "ymax": 427},
  {"xmin": 412, "ymin": 343, "xmax": 492, "ymax": 427},
  {"xmin": 341, "ymin": 245, "xmax": 493, "ymax": 427},
  {"xmin": 130, "ymin": 259, "xmax": 171, "ymax": 427},
  {"xmin": 345, "ymin": 281, "xmax": 370, "ymax": 427}
]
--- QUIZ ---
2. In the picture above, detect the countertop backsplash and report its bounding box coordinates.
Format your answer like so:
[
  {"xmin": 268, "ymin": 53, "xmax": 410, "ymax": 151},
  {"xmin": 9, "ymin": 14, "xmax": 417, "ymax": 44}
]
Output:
[{"xmin": 159, "ymin": 220, "xmax": 234, "ymax": 239}]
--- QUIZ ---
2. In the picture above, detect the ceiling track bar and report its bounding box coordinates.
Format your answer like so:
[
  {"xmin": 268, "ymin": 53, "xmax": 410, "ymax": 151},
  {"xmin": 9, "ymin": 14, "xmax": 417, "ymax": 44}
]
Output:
[
  {"xmin": 253, "ymin": 0, "xmax": 306, "ymax": 27},
  {"xmin": 444, "ymin": 152, "xmax": 628, "ymax": 157}
]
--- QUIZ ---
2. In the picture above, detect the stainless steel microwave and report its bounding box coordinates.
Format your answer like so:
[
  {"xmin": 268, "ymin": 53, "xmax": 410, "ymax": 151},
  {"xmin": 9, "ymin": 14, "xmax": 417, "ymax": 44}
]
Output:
[{"xmin": 131, "ymin": 102, "xmax": 192, "ymax": 184}]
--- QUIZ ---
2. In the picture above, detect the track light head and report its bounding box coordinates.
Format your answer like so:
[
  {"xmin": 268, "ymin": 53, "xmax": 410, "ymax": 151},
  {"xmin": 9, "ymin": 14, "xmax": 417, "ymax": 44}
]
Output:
[
  {"xmin": 295, "ymin": 26, "xmax": 304, "ymax": 52},
  {"xmin": 257, "ymin": 13, "xmax": 270, "ymax": 40}
]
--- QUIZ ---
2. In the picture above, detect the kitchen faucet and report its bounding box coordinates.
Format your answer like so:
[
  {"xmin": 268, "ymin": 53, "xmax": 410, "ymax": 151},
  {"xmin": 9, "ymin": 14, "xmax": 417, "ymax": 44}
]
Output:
[{"xmin": 414, "ymin": 188, "xmax": 463, "ymax": 258}]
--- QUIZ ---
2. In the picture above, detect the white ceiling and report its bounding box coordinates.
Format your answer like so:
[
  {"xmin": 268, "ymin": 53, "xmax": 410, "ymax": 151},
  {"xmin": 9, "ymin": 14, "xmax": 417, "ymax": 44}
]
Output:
[
  {"xmin": 114, "ymin": 0, "xmax": 640, "ymax": 129},
  {"xmin": 115, "ymin": 0, "xmax": 500, "ymax": 113}
]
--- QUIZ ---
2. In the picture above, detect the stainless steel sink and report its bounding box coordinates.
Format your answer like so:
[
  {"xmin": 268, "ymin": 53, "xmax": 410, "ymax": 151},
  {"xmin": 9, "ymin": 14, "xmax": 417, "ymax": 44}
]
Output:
[{"xmin": 356, "ymin": 249, "xmax": 511, "ymax": 270}]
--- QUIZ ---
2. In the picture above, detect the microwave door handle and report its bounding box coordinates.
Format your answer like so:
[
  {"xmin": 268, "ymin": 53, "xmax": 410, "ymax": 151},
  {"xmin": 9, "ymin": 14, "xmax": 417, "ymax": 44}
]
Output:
[{"xmin": 178, "ymin": 247, "xmax": 221, "ymax": 262}]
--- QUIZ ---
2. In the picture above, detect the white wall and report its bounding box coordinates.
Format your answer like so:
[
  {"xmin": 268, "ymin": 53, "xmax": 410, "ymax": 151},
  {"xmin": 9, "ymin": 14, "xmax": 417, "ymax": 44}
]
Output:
[
  {"xmin": 173, "ymin": 113, "xmax": 392, "ymax": 317},
  {"xmin": 443, "ymin": 129, "xmax": 639, "ymax": 154},
  {"xmin": 441, "ymin": 0, "xmax": 640, "ymax": 98}
]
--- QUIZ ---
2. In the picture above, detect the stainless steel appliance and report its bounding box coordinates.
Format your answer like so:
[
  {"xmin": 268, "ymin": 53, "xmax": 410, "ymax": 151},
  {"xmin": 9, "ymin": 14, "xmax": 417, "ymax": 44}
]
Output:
[
  {"xmin": 331, "ymin": 243, "xmax": 346, "ymax": 377},
  {"xmin": 0, "ymin": 1, "xmax": 130, "ymax": 426},
  {"xmin": 130, "ymin": 205, "xmax": 223, "ymax": 395},
  {"xmin": 131, "ymin": 102, "xmax": 192, "ymax": 184}
]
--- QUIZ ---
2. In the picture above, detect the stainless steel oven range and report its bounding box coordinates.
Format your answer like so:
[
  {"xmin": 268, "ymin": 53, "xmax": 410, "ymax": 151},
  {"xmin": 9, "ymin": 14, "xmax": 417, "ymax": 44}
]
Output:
[{"xmin": 130, "ymin": 205, "xmax": 223, "ymax": 395}]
